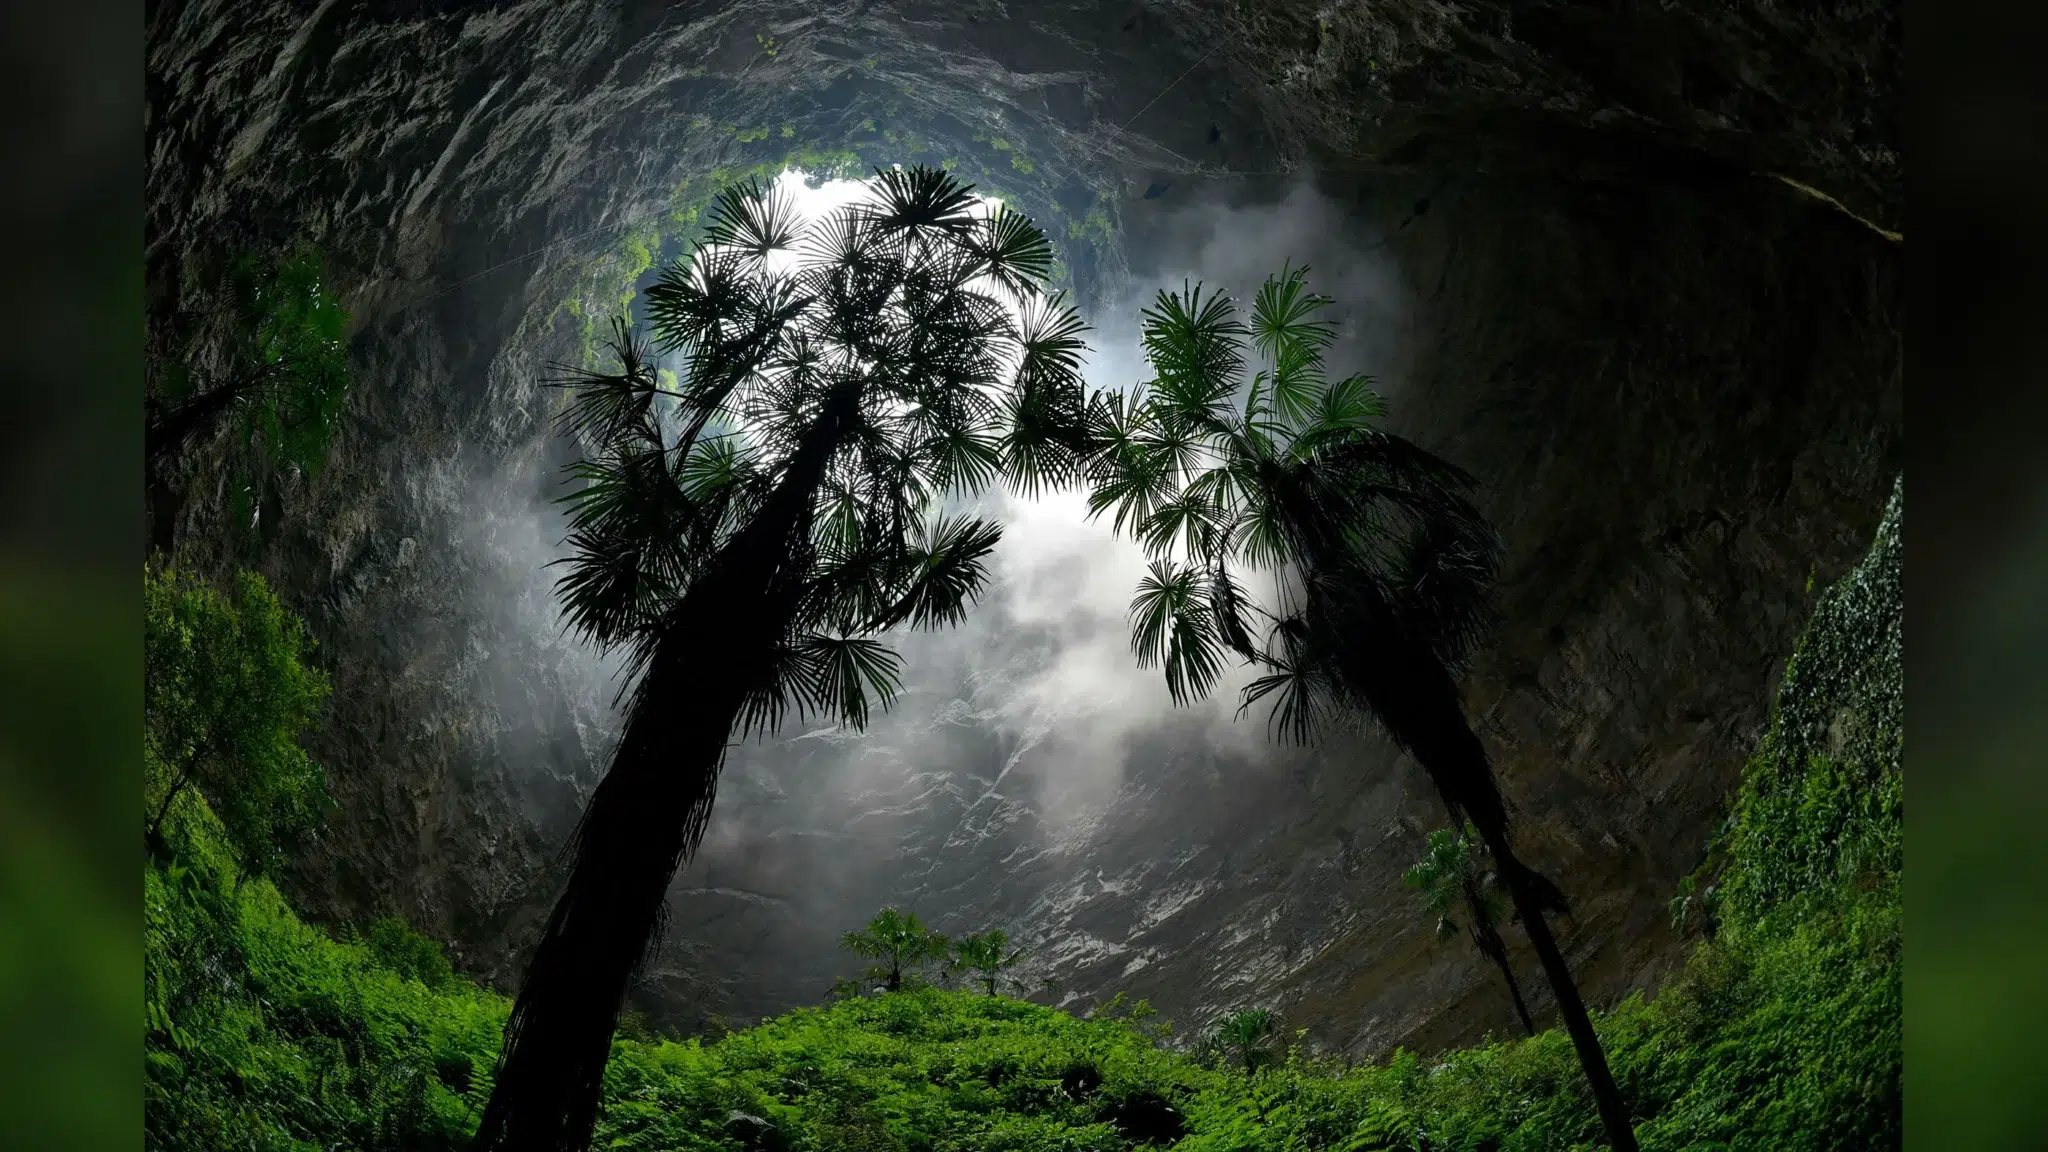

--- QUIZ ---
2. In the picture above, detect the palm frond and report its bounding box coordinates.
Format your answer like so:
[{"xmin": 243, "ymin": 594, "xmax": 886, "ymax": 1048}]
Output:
[
  {"xmin": 1206, "ymin": 563, "xmax": 1261, "ymax": 661},
  {"xmin": 701, "ymin": 178, "xmax": 804, "ymax": 261},
  {"xmin": 1082, "ymin": 391, "xmax": 1178, "ymax": 538},
  {"xmin": 550, "ymin": 318, "xmax": 663, "ymax": 450},
  {"xmin": 1229, "ymin": 495, "xmax": 1294, "ymax": 571},
  {"xmin": 999, "ymin": 293, "xmax": 1090, "ymax": 495},
  {"xmin": 553, "ymin": 447, "xmax": 705, "ymax": 650},
  {"xmin": 1141, "ymin": 283, "xmax": 1245, "ymax": 427},
  {"xmin": 1287, "ymin": 374, "xmax": 1387, "ymax": 457},
  {"xmin": 1238, "ymin": 658, "xmax": 1335, "ymax": 745},
  {"xmin": 868, "ymin": 515, "xmax": 1002, "ymax": 632},
  {"xmin": 1250, "ymin": 268, "xmax": 1337, "ymax": 428},
  {"xmin": 868, "ymin": 166, "xmax": 981, "ymax": 241},
  {"xmin": 924, "ymin": 426, "xmax": 1003, "ymax": 496},
  {"xmin": 1391, "ymin": 514, "xmax": 1500, "ymax": 671},
  {"xmin": 735, "ymin": 637, "xmax": 811, "ymax": 740},
  {"xmin": 970, "ymin": 203, "xmax": 1055, "ymax": 300},
  {"xmin": 1249, "ymin": 264, "xmax": 1336, "ymax": 364},
  {"xmin": 1129, "ymin": 559, "xmax": 1225, "ymax": 705},
  {"xmin": 1135, "ymin": 492, "xmax": 1227, "ymax": 561},
  {"xmin": 1234, "ymin": 609, "xmax": 1341, "ymax": 744},
  {"xmin": 792, "ymin": 633, "xmax": 904, "ymax": 730}
]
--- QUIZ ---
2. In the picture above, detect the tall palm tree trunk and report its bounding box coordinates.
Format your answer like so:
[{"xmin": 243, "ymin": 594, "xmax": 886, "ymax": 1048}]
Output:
[
  {"xmin": 1488, "ymin": 841, "xmax": 1637, "ymax": 1150},
  {"xmin": 1445, "ymin": 780, "xmax": 1637, "ymax": 1149},
  {"xmin": 471, "ymin": 636, "xmax": 749, "ymax": 1152},
  {"xmin": 475, "ymin": 389, "xmax": 860, "ymax": 1152},
  {"xmin": 1470, "ymin": 919, "xmax": 1538, "ymax": 1036},
  {"xmin": 1350, "ymin": 638, "xmax": 1639, "ymax": 1152}
]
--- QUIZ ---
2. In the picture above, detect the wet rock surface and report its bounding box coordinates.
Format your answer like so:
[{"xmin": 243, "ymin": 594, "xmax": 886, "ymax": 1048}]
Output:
[{"xmin": 147, "ymin": 0, "xmax": 1899, "ymax": 1055}]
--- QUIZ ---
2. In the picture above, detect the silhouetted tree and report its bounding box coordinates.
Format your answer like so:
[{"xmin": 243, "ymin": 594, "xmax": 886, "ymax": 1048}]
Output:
[
  {"xmin": 1406, "ymin": 824, "xmax": 1536, "ymax": 1036},
  {"xmin": 1081, "ymin": 267, "xmax": 1640, "ymax": 1151},
  {"xmin": 842, "ymin": 908, "xmax": 953, "ymax": 993},
  {"xmin": 474, "ymin": 167, "xmax": 1089, "ymax": 1152}
]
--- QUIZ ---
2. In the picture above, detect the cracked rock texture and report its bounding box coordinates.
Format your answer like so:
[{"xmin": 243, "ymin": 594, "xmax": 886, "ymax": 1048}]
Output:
[{"xmin": 146, "ymin": 0, "xmax": 1899, "ymax": 1056}]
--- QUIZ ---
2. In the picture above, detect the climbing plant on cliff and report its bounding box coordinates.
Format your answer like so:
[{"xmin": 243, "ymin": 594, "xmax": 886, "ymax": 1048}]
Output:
[
  {"xmin": 145, "ymin": 246, "xmax": 350, "ymax": 549},
  {"xmin": 475, "ymin": 166, "xmax": 1090, "ymax": 1152},
  {"xmin": 1080, "ymin": 265, "xmax": 1642, "ymax": 1152}
]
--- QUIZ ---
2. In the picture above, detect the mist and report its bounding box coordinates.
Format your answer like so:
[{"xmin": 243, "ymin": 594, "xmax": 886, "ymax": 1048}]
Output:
[{"xmin": 462, "ymin": 172, "xmax": 1411, "ymax": 1026}]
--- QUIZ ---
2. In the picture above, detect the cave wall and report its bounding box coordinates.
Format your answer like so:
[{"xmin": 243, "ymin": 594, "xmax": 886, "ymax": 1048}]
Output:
[{"xmin": 145, "ymin": 0, "xmax": 1900, "ymax": 1056}]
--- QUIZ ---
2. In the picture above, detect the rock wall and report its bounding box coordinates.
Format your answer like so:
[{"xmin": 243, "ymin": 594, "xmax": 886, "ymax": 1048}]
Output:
[{"xmin": 146, "ymin": 0, "xmax": 1900, "ymax": 1057}]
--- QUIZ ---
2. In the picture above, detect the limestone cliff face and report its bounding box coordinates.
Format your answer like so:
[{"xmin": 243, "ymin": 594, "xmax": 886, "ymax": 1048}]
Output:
[{"xmin": 146, "ymin": 0, "xmax": 1899, "ymax": 1056}]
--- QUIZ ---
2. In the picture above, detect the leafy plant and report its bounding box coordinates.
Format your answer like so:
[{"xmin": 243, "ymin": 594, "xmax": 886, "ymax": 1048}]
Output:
[
  {"xmin": 147, "ymin": 246, "xmax": 350, "ymax": 543},
  {"xmin": 950, "ymin": 928, "xmax": 1029, "ymax": 995},
  {"xmin": 842, "ymin": 908, "xmax": 953, "ymax": 993},
  {"xmin": 1211, "ymin": 1008, "xmax": 1281, "ymax": 1077},
  {"xmin": 1405, "ymin": 825, "xmax": 1537, "ymax": 1035},
  {"xmin": 366, "ymin": 917, "xmax": 457, "ymax": 989},
  {"xmin": 1668, "ymin": 874, "xmax": 1722, "ymax": 939},
  {"xmin": 143, "ymin": 564, "xmax": 329, "ymax": 880}
]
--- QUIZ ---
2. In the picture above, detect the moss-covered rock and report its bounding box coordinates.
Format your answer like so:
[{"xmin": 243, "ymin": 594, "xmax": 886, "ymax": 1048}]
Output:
[{"xmin": 1721, "ymin": 475, "xmax": 1902, "ymax": 925}]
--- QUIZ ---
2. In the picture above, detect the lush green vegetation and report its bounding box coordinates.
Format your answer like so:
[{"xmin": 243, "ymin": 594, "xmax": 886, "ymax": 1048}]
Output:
[
  {"xmin": 145, "ymin": 799, "xmax": 507, "ymax": 1152},
  {"xmin": 144, "ymin": 564, "xmax": 329, "ymax": 879},
  {"xmin": 143, "ymin": 478, "xmax": 1899, "ymax": 1150}
]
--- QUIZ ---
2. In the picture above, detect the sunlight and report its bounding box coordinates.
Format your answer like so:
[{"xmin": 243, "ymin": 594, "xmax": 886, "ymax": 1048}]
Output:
[{"xmin": 761, "ymin": 166, "xmax": 1006, "ymax": 279}]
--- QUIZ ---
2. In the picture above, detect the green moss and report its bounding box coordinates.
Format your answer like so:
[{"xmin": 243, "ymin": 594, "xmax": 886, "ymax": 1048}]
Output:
[
  {"xmin": 1718, "ymin": 477, "xmax": 1902, "ymax": 926},
  {"xmin": 1067, "ymin": 207, "xmax": 1116, "ymax": 248}
]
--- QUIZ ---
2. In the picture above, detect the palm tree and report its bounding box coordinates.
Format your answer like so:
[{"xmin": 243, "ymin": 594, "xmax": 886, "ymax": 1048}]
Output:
[
  {"xmin": 842, "ymin": 908, "xmax": 953, "ymax": 992},
  {"xmin": 473, "ymin": 167, "xmax": 1090, "ymax": 1152},
  {"xmin": 1406, "ymin": 825, "xmax": 1537, "ymax": 1036},
  {"xmin": 948, "ymin": 928, "xmax": 1027, "ymax": 995},
  {"xmin": 1081, "ymin": 267, "xmax": 1640, "ymax": 1152},
  {"xmin": 1212, "ymin": 1008, "xmax": 1281, "ymax": 1076}
]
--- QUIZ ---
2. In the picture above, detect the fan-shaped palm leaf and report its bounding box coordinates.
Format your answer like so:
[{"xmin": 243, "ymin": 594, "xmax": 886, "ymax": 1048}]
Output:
[
  {"xmin": 868, "ymin": 514, "xmax": 1003, "ymax": 633},
  {"xmin": 700, "ymin": 179, "xmax": 803, "ymax": 260},
  {"xmin": 1130, "ymin": 559, "xmax": 1226, "ymax": 706}
]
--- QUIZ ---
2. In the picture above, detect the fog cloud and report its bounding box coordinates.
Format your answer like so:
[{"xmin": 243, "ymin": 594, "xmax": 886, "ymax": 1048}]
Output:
[{"xmin": 459, "ymin": 173, "xmax": 1407, "ymax": 1023}]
